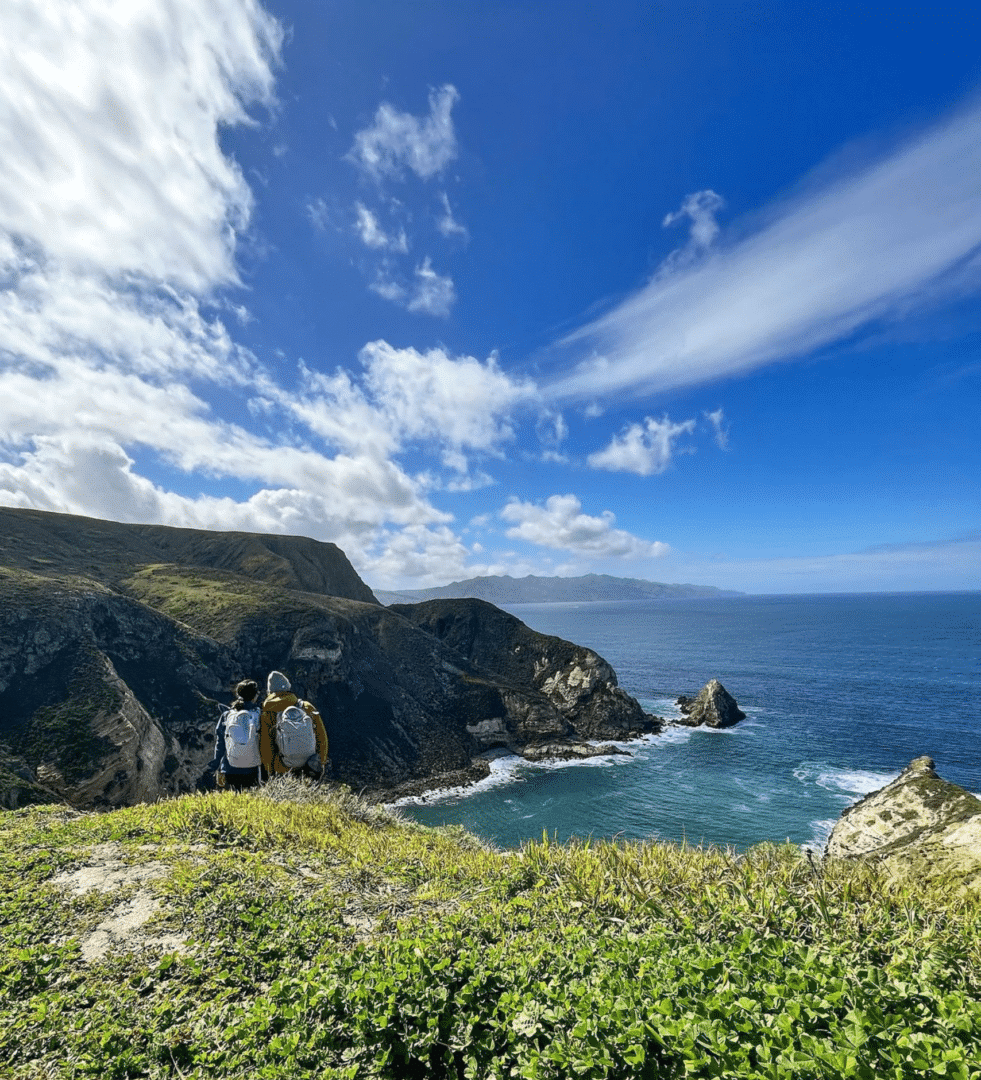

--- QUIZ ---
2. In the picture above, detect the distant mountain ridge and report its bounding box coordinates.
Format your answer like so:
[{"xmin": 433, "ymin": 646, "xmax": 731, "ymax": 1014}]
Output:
[{"xmin": 375, "ymin": 573, "xmax": 742, "ymax": 605}]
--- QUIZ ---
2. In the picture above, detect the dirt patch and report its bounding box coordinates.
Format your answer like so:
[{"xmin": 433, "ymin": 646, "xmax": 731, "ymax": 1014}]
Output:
[{"xmin": 50, "ymin": 842, "xmax": 186, "ymax": 961}]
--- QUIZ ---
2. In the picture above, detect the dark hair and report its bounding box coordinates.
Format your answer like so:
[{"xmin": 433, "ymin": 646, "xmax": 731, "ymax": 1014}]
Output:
[{"xmin": 234, "ymin": 679, "xmax": 259, "ymax": 704}]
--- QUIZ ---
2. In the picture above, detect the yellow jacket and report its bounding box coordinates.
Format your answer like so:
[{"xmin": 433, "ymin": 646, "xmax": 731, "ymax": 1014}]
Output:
[{"xmin": 259, "ymin": 691, "xmax": 328, "ymax": 775}]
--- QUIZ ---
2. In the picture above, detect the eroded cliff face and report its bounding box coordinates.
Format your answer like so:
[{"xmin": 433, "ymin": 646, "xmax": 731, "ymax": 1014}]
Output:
[
  {"xmin": 0, "ymin": 540, "xmax": 658, "ymax": 810},
  {"xmin": 825, "ymin": 756, "xmax": 981, "ymax": 892},
  {"xmin": 0, "ymin": 573, "xmax": 228, "ymax": 809},
  {"xmin": 391, "ymin": 599, "xmax": 660, "ymax": 742}
]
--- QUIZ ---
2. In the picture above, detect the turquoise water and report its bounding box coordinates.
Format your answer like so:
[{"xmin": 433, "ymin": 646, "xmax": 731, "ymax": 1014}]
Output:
[{"xmin": 399, "ymin": 593, "xmax": 981, "ymax": 851}]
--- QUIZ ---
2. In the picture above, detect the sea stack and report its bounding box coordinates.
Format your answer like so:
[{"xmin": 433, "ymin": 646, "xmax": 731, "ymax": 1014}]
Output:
[
  {"xmin": 675, "ymin": 679, "xmax": 746, "ymax": 728},
  {"xmin": 825, "ymin": 756, "xmax": 981, "ymax": 892}
]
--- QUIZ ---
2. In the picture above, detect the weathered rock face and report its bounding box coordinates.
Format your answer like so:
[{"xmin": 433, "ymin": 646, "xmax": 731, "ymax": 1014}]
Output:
[
  {"xmin": 825, "ymin": 756, "xmax": 981, "ymax": 892},
  {"xmin": 675, "ymin": 679, "xmax": 745, "ymax": 728},
  {"xmin": 0, "ymin": 511, "xmax": 658, "ymax": 810},
  {"xmin": 391, "ymin": 599, "xmax": 661, "ymax": 742}
]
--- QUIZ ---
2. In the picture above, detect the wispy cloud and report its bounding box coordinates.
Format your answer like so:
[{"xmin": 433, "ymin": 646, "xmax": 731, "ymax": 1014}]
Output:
[
  {"xmin": 704, "ymin": 408, "xmax": 729, "ymax": 450},
  {"xmin": 369, "ymin": 257, "xmax": 457, "ymax": 317},
  {"xmin": 436, "ymin": 191, "xmax": 469, "ymax": 240},
  {"xmin": 551, "ymin": 102, "xmax": 981, "ymax": 401},
  {"xmin": 354, "ymin": 203, "xmax": 409, "ymax": 252},
  {"xmin": 501, "ymin": 494, "xmax": 669, "ymax": 559},
  {"xmin": 588, "ymin": 415, "xmax": 695, "ymax": 475},
  {"xmin": 406, "ymin": 257, "xmax": 456, "ymax": 316},
  {"xmin": 348, "ymin": 84, "xmax": 459, "ymax": 181}
]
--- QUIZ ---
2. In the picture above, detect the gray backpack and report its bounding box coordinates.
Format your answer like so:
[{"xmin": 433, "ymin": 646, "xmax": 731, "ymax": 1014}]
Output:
[
  {"xmin": 222, "ymin": 707, "xmax": 261, "ymax": 770},
  {"xmin": 275, "ymin": 704, "xmax": 317, "ymax": 768}
]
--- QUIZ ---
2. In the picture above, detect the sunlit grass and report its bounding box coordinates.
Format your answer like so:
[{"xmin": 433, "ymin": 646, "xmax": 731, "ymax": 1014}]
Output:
[{"xmin": 3, "ymin": 782, "xmax": 980, "ymax": 1079}]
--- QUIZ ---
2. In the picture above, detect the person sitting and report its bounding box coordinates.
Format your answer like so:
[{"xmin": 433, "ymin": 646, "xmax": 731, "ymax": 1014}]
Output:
[
  {"xmin": 259, "ymin": 670, "xmax": 328, "ymax": 781},
  {"xmin": 209, "ymin": 679, "xmax": 262, "ymax": 790}
]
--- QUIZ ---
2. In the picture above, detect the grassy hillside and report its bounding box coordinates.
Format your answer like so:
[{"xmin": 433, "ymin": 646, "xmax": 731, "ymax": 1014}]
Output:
[
  {"xmin": 0, "ymin": 507, "xmax": 378, "ymax": 604},
  {"xmin": 3, "ymin": 785, "xmax": 980, "ymax": 1079}
]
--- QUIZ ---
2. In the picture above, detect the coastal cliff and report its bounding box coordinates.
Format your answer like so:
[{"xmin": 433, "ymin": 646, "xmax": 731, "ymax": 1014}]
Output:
[
  {"xmin": 0, "ymin": 508, "xmax": 657, "ymax": 810},
  {"xmin": 825, "ymin": 755, "xmax": 981, "ymax": 891}
]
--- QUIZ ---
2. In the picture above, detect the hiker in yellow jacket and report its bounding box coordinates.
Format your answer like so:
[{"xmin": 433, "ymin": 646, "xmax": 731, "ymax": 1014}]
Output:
[{"xmin": 259, "ymin": 670, "xmax": 328, "ymax": 779}]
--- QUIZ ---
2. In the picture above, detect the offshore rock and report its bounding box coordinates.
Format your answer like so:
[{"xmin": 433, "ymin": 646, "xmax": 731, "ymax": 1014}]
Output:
[
  {"xmin": 825, "ymin": 756, "xmax": 981, "ymax": 892},
  {"xmin": 675, "ymin": 679, "xmax": 746, "ymax": 728}
]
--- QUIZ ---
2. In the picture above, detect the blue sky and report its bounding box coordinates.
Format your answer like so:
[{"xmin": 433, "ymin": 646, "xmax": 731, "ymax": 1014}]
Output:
[{"xmin": 0, "ymin": 1, "xmax": 979, "ymax": 593}]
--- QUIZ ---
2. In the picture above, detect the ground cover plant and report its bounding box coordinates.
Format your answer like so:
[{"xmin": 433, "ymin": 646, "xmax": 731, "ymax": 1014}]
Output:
[{"xmin": 2, "ymin": 779, "xmax": 980, "ymax": 1079}]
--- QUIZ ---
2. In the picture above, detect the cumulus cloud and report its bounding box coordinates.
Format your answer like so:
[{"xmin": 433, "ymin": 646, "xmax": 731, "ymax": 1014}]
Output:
[
  {"xmin": 551, "ymin": 101, "xmax": 981, "ymax": 401},
  {"xmin": 0, "ymin": 3, "xmax": 503, "ymax": 591},
  {"xmin": 348, "ymin": 84, "xmax": 459, "ymax": 181},
  {"xmin": 588, "ymin": 415, "xmax": 695, "ymax": 476},
  {"xmin": 501, "ymin": 495, "xmax": 669, "ymax": 559},
  {"xmin": 359, "ymin": 340, "xmax": 534, "ymax": 453}
]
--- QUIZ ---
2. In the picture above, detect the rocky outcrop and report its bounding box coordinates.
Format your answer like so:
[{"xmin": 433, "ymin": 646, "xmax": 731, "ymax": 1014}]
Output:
[
  {"xmin": 391, "ymin": 599, "xmax": 662, "ymax": 742},
  {"xmin": 0, "ymin": 513, "xmax": 660, "ymax": 810},
  {"xmin": 675, "ymin": 679, "xmax": 745, "ymax": 728},
  {"xmin": 521, "ymin": 742, "xmax": 631, "ymax": 763},
  {"xmin": 825, "ymin": 756, "xmax": 981, "ymax": 892}
]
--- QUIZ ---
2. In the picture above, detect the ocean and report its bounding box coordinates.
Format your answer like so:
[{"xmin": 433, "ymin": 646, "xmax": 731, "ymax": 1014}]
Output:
[{"xmin": 398, "ymin": 592, "xmax": 981, "ymax": 852}]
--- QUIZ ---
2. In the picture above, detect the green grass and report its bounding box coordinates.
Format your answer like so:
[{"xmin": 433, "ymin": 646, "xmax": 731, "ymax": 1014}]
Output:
[
  {"xmin": 121, "ymin": 565, "xmax": 282, "ymax": 640},
  {"xmin": 2, "ymin": 781, "xmax": 980, "ymax": 1079}
]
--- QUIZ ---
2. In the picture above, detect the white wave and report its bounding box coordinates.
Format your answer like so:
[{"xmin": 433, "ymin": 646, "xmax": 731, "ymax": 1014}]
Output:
[
  {"xmin": 793, "ymin": 763, "xmax": 897, "ymax": 800},
  {"xmin": 805, "ymin": 818, "xmax": 840, "ymax": 853},
  {"xmin": 390, "ymin": 736, "xmax": 645, "ymax": 808},
  {"xmin": 389, "ymin": 750, "xmax": 525, "ymax": 807}
]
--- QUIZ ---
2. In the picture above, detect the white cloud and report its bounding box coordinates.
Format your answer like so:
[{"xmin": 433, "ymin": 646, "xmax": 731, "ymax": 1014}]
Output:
[
  {"xmin": 354, "ymin": 202, "xmax": 408, "ymax": 252},
  {"xmin": 348, "ymin": 85, "xmax": 459, "ymax": 181},
  {"xmin": 588, "ymin": 415, "xmax": 695, "ymax": 475},
  {"xmin": 406, "ymin": 257, "xmax": 456, "ymax": 316},
  {"xmin": 662, "ymin": 189, "xmax": 725, "ymax": 255},
  {"xmin": 552, "ymin": 101, "xmax": 981, "ymax": 401},
  {"xmin": 501, "ymin": 494, "xmax": 669, "ymax": 559},
  {"xmin": 535, "ymin": 411, "xmax": 569, "ymax": 463},
  {"xmin": 359, "ymin": 340, "xmax": 534, "ymax": 452},
  {"xmin": 437, "ymin": 191, "xmax": 469, "ymax": 240},
  {"xmin": 371, "ymin": 257, "xmax": 456, "ymax": 317},
  {"xmin": 0, "ymin": 3, "xmax": 497, "ymax": 590},
  {"xmin": 0, "ymin": 0, "xmax": 280, "ymax": 292},
  {"xmin": 705, "ymin": 408, "xmax": 729, "ymax": 450},
  {"xmin": 306, "ymin": 197, "xmax": 331, "ymax": 231}
]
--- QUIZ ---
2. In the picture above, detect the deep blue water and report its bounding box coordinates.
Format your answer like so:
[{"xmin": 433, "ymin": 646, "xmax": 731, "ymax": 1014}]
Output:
[{"xmin": 399, "ymin": 593, "xmax": 981, "ymax": 852}]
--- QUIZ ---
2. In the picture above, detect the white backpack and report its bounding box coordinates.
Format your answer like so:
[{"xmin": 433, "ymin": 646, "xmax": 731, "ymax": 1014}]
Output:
[
  {"xmin": 222, "ymin": 707, "xmax": 261, "ymax": 770},
  {"xmin": 275, "ymin": 704, "xmax": 318, "ymax": 768}
]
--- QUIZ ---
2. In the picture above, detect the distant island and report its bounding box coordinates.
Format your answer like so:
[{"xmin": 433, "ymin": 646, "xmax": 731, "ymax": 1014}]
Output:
[{"xmin": 375, "ymin": 573, "xmax": 743, "ymax": 606}]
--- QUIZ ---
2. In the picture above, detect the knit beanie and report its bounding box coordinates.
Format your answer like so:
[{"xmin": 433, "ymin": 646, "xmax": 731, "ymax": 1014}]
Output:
[{"xmin": 267, "ymin": 670, "xmax": 291, "ymax": 694}]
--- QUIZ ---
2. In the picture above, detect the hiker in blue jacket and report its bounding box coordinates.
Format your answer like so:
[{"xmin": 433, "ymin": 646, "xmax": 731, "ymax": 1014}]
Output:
[{"xmin": 208, "ymin": 679, "xmax": 262, "ymax": 790}]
